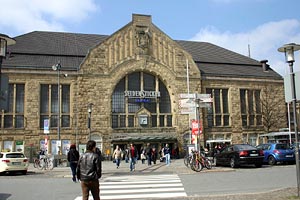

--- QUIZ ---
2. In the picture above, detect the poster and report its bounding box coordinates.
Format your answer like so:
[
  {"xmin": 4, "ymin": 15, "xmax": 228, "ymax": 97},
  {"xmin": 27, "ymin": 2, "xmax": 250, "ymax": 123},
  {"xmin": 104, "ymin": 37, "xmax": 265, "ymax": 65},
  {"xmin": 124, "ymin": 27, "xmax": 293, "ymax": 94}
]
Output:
[
  {"xmin": 15, "ymin": 141, "xmax": 24, "ymax": 152},
  {"xmin": 62, "ymin": 140, "xmax": 70, "ymax": 155},
  {"xmin": 51, "ymin": 140, "xmax": 58, "ymax": 155},
  {"xmin": 3, "ymin": 141, "xmax": 13, "ymax": 152},
  {"xmin": 79, "ymin": 144, "xmax": 86, "ymax": 155}
]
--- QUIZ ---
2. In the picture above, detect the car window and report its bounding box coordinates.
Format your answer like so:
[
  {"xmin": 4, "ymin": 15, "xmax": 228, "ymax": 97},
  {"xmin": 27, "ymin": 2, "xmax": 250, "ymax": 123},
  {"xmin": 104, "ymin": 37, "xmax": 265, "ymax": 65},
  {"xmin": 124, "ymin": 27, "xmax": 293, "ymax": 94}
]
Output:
[
  {"xmin": 235, "ymin": 144, "xmax": 255, "ymax": 150},
  {"xmin": 276, "ymin": 144, "xmax": 288, "ymax": 150},
  {"xmin": 6, "ymin": 153, "xmax": 25, "ymax": 158}
]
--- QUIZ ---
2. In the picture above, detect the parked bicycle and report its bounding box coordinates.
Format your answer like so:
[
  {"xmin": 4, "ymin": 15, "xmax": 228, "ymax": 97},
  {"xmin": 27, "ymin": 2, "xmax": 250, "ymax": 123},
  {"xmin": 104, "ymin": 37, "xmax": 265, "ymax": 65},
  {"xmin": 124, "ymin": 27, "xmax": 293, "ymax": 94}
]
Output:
[
  {"xmin": 187, "ymin": 150, "xmax": 213, "ymax": 172},
  {"xmin": 33, "ymin": 155, "xmax": 54, "ymax": 170}
]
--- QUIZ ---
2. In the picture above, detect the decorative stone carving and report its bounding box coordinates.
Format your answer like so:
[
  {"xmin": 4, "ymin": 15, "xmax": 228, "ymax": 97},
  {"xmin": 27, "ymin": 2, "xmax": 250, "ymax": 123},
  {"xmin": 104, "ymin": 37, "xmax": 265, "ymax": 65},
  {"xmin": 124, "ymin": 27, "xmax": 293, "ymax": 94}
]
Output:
[{"xmin": 136, "ymin": 26, "xmax": 151, "ymax": 55}]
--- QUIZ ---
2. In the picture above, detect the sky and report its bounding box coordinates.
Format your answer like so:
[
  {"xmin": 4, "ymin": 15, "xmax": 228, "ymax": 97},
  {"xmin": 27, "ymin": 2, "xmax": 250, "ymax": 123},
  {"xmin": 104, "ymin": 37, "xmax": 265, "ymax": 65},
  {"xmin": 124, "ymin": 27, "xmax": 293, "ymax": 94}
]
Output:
[{"xmin": 0, "ymin": 0, "xmax": 300, "ymax": 76}]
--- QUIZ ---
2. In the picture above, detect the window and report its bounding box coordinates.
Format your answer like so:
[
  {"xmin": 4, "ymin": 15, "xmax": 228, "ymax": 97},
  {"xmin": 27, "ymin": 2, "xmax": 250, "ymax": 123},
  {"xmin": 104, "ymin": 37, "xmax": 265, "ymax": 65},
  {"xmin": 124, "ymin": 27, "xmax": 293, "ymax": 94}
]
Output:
[
  {"xmin": 112, "ymin": 72, "xmax": 172, "ymax": 128},
  {"xmin": 2, "ymin": 84, "xmax": 25, "ymax": 129},
  {"xmin": 40, "ymin": 84, "xmax": 70, "ymax": 129},
  {"xmin": 240, "ymin": 89, "xmax": 262, "ymax": 127},
  {"xmin": 206, "ymin": 88, "xmax": 230, "ymax": 127}
]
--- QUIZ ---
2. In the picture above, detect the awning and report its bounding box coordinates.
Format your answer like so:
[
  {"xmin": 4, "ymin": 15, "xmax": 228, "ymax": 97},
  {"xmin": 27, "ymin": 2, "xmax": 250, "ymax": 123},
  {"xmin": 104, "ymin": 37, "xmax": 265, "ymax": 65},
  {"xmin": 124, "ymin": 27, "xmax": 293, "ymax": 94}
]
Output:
[
  {"xmin": 111, "ymin": 135, "xmax": 177, "ymax": 143},
  {"xmin": 206, "ymin": 139, "xmax": 231, "ymax": 143},
  {"xmin": 259, "ymin": 132, "xmax": 295, "ymax": 137}
]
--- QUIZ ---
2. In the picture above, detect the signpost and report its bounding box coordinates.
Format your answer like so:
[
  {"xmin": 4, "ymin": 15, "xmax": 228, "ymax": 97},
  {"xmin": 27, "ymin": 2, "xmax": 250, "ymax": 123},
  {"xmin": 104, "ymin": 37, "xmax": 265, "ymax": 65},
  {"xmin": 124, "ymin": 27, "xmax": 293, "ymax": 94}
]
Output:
[{"xmin": 179, "ymin": 93, "xmax": 213, "ymax": 151}]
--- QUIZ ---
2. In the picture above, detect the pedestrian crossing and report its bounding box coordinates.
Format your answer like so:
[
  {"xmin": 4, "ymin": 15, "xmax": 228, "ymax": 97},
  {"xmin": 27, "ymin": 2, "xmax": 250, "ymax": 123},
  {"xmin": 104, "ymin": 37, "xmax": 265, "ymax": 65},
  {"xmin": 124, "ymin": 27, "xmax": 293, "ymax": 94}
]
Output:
[{"xmin": 74, "ymin": 174, "xmax": 187, "ymax": 200}]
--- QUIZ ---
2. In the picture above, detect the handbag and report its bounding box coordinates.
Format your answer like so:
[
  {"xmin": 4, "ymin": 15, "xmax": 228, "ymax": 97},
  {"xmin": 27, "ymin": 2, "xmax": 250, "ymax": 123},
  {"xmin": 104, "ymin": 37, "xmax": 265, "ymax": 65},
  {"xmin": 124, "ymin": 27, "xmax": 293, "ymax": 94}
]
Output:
[{"xmin": 113, "ymin": 159, "xmax": 116, "ymax": 163}]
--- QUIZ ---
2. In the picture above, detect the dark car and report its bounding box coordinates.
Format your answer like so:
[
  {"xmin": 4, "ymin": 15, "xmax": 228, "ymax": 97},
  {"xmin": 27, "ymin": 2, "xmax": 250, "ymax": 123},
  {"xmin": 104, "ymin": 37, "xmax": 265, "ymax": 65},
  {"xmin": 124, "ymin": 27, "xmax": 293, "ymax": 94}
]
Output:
[
  {"xmin": 256, "ymin": 143, "xmax": 295, "ymax": 165},
  {"xmin": 215, "ymin": 144, "xmax": 264, "ymax": 168}
]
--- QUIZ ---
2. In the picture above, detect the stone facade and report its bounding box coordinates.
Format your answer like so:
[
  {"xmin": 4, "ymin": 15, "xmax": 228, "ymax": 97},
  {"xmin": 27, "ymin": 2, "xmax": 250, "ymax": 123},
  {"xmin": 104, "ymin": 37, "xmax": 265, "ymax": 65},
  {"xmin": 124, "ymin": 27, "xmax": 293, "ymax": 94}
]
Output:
[{"xmin": 0, "ymin": 14, "xmax": 287, "ymax": 158}]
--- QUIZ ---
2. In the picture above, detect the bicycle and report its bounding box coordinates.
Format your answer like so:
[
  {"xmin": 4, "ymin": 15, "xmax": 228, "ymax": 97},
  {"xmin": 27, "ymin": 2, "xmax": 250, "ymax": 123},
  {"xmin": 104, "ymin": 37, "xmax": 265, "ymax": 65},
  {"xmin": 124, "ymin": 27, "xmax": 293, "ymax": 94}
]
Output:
[
  {"xmin": 199, "ymin": 152, "xmax": 213, "ymax": 170},
  {"xmin": 190, "ymin": 151, "xmax": 203, "ymax": 172},
  {"xmin": 38, "ymin": 155, "xmax": 54, "ymax": 170},
  {"xmin": 33, "ymin": 158, "xmax": 43, "ymax": 170}
]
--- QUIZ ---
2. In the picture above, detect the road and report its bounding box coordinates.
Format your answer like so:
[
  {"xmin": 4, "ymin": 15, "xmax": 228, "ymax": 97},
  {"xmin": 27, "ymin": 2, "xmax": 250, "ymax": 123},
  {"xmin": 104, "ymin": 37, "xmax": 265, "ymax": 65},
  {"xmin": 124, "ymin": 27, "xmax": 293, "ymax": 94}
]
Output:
[
  {"xmin": 180, "ymin": 165, "xmax": 296, "ymax": 197},
  {"xmin": 0, "ymin": 161, "xmax": 298, "ymax": 200}
]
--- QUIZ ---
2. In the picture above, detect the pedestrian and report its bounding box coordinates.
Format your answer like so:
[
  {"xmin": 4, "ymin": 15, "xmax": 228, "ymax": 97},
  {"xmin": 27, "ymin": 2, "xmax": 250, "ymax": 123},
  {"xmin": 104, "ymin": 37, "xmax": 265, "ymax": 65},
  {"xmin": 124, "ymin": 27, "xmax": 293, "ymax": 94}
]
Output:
[
  {"xmin": 151, "ymin": 147, "xmax": 157, "ymax": 164},
  {"xmin": 112, "ymin": 145, "xmax": 122, "ymax": 169},
  {"xmin": 164, "ymin": 144, "xmax": 171, "ymax": 166},
  {"xmin": 67, "ymin": 144, "xmax": 80, "ymax": 182},
  {"xmin": 129, "ymin": 143, "xmax": 138, "ymax": 172},
  {"xmin": 140, "ymin": 148, "xmax": 146, "ymax": 164},
  {"xmin": 124, "ymin": 145, "xmax": 129, "ymax": 163},
  {"xmin": 146, "ymin": 143, "xmax": 152, "ymax": 166},
  {"xmin": 77, "ymin": 140, "xmax": 102, "ymax": 200}
]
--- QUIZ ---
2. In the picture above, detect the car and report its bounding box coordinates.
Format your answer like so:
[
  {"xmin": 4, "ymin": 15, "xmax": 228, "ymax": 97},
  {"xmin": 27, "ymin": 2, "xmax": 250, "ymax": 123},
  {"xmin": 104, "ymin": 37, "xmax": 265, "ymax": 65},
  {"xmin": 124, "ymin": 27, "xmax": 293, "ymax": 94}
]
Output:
[
  {"xmin": 215, "ymin": 144, "xmax": 264, "ymax": 168},
  {"xmin": 0, "ymin": 152, "xmax": 29, "ymax": 175},
  {"xmin": 256, "ymin": 143, "xmax": 295, "ymax": 165}
]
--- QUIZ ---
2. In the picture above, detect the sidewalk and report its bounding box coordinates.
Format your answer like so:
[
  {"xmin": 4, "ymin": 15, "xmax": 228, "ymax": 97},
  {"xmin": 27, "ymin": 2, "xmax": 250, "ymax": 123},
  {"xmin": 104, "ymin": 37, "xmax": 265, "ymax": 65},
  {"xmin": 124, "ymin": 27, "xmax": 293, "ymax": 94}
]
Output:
[{"xmin": 28, "ymin": 158, "xmax": 232, "ymax": 178}]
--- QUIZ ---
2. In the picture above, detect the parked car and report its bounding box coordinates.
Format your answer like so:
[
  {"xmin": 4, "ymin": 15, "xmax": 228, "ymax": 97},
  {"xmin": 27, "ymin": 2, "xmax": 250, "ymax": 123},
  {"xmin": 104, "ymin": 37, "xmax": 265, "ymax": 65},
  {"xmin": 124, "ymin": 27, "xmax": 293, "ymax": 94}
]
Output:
[
  {"xmin": 215, "ymin": 144, "xmax": 264, "ymax": 168},
  {"xmin": 0, "ymin": 152, "xmax": 29, "ymax": 175},
  {"xmin": 256, "ymin": 143, "xmax": 295, "ymax": 165}
]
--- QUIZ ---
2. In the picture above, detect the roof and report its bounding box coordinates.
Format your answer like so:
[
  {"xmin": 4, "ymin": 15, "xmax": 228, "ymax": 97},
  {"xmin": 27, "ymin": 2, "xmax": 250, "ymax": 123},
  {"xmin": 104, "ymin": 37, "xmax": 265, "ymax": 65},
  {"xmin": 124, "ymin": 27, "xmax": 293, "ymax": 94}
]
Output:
[{"xmin": 2, "ymin": 31, "xmax": 282, "ymax": 79}]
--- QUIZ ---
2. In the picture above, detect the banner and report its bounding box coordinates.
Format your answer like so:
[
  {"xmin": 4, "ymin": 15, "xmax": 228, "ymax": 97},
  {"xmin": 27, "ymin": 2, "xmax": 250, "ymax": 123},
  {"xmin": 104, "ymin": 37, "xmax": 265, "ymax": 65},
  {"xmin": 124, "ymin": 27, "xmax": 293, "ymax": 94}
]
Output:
[{"xmin": 191, "ymin": 120, "xmax": 202, "ymax": 135}]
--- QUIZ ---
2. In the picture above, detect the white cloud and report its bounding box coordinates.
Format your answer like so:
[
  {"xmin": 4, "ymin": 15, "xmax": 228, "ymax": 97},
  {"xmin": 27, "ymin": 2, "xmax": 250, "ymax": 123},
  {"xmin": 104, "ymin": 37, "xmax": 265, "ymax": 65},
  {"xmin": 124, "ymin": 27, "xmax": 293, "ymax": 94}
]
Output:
[
  {"xmin": 190, "ymin": 19, "xmax": 300, "ymax": 76},
  {"xmin": 0, "ymin": 0, "xmax": 98, "ymax": 36}
]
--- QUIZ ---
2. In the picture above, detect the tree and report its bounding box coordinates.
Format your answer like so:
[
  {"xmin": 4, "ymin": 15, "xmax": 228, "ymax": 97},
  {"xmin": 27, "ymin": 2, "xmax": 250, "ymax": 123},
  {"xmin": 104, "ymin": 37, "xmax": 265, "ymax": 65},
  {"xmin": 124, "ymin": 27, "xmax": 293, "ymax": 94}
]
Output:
[{"xmin": 260, "ymin": 84, "xmax": 286, "ymax": 133}]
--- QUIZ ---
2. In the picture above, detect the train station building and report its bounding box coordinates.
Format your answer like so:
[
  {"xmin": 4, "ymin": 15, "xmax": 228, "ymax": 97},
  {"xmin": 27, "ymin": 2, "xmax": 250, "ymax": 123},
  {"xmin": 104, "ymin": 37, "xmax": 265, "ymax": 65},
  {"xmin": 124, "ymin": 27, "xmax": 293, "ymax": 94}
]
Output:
[{"xmin": 0, "ymin": 14, "xmax": 286, "ymax": 158}]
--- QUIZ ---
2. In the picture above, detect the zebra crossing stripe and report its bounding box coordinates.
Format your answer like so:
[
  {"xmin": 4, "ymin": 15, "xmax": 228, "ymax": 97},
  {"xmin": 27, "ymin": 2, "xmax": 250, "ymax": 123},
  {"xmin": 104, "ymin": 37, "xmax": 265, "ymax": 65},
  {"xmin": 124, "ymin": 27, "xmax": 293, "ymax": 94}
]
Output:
[{"xmin": 74, "ymin": 174, "xmax": 187, "ymax": 200}]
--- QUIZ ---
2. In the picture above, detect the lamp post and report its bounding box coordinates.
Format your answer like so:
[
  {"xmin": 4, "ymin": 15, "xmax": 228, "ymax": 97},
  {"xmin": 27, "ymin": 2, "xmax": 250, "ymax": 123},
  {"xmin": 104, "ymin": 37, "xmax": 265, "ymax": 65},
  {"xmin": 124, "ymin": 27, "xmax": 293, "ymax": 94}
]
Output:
[
  {"xmin": 278, "ymin": 43, "xmax": 300, "ymax": 197},
  {"xmin": 88, "ymin": 103, "xmax": 93, "ymax": 140},
  {"xmin": 0, "ymin": 34, "xmax": 16, "ymax": 110},
  {"xmin": 52, "ymin": 62, "xmax": 62, "ymax": 154}
]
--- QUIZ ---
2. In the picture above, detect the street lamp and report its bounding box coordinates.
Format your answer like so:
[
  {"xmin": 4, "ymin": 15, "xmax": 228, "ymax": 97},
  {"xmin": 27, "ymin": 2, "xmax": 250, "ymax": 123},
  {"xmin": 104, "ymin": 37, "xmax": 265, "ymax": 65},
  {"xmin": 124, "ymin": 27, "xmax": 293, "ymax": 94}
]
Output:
[
  {"xmin": 0, "ymin": 34, "xmax": 16, "ymax": 110},
  {"xmin": 88, "ymin": 103, "xmax": 94, "ymax": 140},
  {"xmin": 278, "ymin": 43, "xmax": 300, "ymax": 197},
  {"xmin": 52, "ymin": 62, "xmax": 62, "ymax": 154}
]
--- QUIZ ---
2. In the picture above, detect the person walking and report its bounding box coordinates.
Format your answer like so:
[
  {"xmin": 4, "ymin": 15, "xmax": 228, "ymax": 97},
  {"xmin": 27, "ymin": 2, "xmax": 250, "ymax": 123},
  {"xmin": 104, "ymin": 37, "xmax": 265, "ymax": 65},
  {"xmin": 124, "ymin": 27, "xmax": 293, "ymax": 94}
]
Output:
[
  {"xmin": 112, "ymin": 145, "xmax": 122, "ymax": 169},
  {"xmin": 151, "ymin": 147, "xmax": 157, "ymax": 164},
  {"xmin": 129, "ymin": 143, "xmax": 138, "ymax": 172},
  {"xmin": 77, "ymin": 140, "xmax": 102, "ymax": 200},
  {"xmin": 67, "ymin": 144, "xmax": 80, "ymax": 182},
  {"xmin": 164, "ymin": 144, "xmax": 171, "ymax": 166},
  {"xmin": 146, "ymin": 143, "xmax": 152, "ymax": 166}
]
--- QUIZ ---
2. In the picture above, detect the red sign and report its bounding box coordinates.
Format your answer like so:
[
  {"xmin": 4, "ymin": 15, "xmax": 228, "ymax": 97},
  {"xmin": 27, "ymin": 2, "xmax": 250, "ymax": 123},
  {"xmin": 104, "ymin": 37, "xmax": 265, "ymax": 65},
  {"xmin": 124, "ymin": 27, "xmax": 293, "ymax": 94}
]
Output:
[{"xmin": 191, "ymin": 120, "xmax": 202, "ymax": 135}]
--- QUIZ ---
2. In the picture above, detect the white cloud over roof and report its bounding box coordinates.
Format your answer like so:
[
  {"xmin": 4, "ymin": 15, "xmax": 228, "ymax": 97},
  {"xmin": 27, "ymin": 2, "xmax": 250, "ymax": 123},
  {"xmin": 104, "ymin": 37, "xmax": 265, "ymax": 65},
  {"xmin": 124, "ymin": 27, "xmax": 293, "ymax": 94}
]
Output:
[
  {"xmin": 0, "ymin": 0, "xmax": 98, "ymax": 36},
  {"xmin": 191, "ymin": 19, "xmax": 300, "ymax": 76}
]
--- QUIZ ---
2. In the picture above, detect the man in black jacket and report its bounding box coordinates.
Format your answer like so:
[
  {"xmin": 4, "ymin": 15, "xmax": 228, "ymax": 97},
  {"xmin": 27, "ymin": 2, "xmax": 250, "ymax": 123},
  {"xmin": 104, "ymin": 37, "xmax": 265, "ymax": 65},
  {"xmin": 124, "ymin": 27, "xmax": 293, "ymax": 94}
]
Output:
[{"xmin": 77, "ymin": 140, "xmax": 102, "ymax": 200}]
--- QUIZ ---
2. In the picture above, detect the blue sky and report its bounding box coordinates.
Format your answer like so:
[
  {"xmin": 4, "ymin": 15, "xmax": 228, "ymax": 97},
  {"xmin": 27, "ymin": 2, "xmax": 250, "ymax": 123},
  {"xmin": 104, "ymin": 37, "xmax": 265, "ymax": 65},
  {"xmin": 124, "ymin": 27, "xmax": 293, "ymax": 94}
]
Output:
[{"xmin": 1, "ymin": 0, "xmax": 300, "ymax": 76}]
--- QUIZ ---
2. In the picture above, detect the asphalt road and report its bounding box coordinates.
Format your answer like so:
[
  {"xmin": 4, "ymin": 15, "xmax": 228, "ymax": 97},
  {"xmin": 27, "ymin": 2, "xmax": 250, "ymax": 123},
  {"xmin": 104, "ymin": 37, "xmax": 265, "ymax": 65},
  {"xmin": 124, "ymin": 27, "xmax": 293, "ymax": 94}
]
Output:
[{"xmin": 0, "ymin": 160, "xmax": 298, "ymax": 200}]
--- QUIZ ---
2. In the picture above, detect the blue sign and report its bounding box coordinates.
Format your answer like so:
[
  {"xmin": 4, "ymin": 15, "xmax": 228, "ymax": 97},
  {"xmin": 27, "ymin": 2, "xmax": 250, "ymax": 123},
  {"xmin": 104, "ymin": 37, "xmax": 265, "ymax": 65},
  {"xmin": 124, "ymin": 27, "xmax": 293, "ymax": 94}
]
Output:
[
  {"xmin": 135, "ymin": 98, "xmax": 151, "ymax": 103},
  {"xmin": 44, "ymin": 119, "xmax": 49, "ymax": 134}
]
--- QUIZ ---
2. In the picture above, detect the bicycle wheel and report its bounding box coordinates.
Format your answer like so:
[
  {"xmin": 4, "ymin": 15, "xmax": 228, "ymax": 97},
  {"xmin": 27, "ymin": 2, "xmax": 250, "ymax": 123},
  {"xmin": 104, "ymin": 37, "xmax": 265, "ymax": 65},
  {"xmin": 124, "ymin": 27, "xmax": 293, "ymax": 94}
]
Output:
[
  {"xmin": 204, "ymin": 158, "xmax": 213, "ymax": 169},
  {"xmin": 47, "ymin": 159, "xmax": 54, "ymax": 170},
  {"xmin": 191, "ymin": 159, "xmax": 203, "ymax": 172},
  {"xmin": 38, "ymin": 159, "xmax": 45, "ymax": 170},
  {"xmin": 33, "ymin": 159, "xmax": 38, "ymax": 168},
  {"xmin": 184, "ymin": 155, "xmax": 190, "ymax": 168}
]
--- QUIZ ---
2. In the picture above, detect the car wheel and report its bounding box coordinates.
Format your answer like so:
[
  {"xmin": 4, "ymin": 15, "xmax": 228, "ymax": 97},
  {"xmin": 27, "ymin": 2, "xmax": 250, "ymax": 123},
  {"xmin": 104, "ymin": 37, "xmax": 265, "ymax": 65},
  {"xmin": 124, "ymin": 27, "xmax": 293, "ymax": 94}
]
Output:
[
  {"xmin": 268, "ymin": 156, "xmax": 276, "ymax": 165},
  {"xmin": 230, "ymin": 157, "xmax": 237, "ymax": 168}
]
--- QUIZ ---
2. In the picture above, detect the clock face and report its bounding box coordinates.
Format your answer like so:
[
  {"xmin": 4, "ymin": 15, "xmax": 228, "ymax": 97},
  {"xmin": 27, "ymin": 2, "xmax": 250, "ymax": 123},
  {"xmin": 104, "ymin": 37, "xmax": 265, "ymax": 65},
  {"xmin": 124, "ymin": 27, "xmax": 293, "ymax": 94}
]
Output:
[{"xmin": 139, "ymin": 116, "xmax": 148, "ymax": 125}]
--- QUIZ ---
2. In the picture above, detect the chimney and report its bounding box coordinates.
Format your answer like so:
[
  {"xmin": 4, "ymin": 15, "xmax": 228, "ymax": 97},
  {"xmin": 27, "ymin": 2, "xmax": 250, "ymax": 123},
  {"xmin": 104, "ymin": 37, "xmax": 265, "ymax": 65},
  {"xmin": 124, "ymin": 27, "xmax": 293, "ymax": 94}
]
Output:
[{"xmin": 260, "ymin": 60, "xmax": 269, "ymax": 72}]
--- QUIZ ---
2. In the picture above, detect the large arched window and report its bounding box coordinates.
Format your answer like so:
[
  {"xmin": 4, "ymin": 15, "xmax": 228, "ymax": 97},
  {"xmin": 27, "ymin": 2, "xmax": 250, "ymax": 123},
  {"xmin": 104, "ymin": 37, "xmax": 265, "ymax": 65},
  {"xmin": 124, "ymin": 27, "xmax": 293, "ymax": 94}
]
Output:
[{"xmin": 112, "ymin": 72, "xmax": 172, "ymax": 128}]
